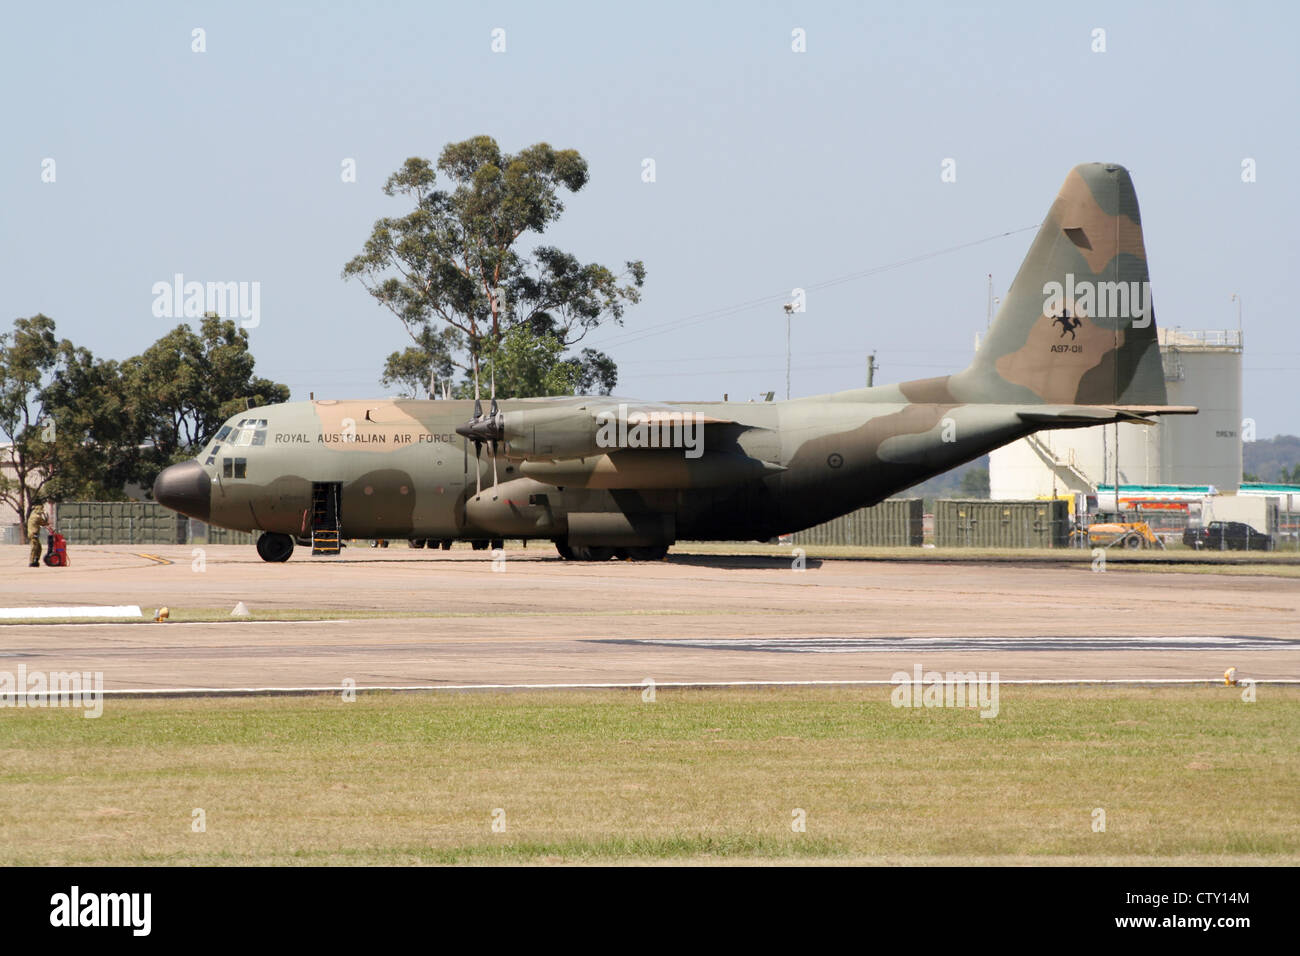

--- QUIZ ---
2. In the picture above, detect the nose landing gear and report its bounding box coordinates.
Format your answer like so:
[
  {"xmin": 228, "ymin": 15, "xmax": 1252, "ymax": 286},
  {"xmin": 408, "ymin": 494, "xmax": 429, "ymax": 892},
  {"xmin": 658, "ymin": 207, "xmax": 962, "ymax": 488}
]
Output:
[{"xmin": 256, "ymin": 532, "xmax": 295, "ymax": 562}]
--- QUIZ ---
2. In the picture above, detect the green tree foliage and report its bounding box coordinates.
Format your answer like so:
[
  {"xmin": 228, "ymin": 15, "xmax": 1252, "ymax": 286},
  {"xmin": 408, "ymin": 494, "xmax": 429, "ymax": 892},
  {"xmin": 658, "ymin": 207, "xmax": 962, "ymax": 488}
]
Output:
[
  {"xmin": 958, "ymin": 467, "xmax": 991, "ymax": 498},
  {"xmin": 0, "ymin": 315, "xmax": 62, "ymax": 534},
  {"xmin": 124, "ymin": 314, "xmax": 289, "ymax": 481},
  {"xmin": 381, "ymin": 327, "xmax": 461, "ymax": 399},
  {"xmin": 2, "ymin": 313, "xmax": 289, "ymax": 514},
  {"xmin": 1242, "ymin": 434, "xmax": 1300, "ymax": 483},
  {"xmin": 343, "ymin": 136, "xmax": 643, "ymax": 398},
  {"xmin": 39, "ymin": 343, "xmax": 136, "ymax": 500}
]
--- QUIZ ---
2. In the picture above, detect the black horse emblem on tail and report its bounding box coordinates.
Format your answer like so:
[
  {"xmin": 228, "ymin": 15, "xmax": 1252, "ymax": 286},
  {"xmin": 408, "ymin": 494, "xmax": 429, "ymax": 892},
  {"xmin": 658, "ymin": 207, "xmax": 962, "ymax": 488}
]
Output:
[{"xmin": 1051, "ymin": 310, "xmax": 1082, "ymax": 340}]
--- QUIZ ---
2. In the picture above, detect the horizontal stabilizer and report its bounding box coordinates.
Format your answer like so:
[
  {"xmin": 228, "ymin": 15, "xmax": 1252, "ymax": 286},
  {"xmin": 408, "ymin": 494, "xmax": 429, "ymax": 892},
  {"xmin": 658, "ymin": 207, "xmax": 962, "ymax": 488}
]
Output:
[{"xmin": 1017, "ymin": 404, "xmax": 1198, "ymax": 429}]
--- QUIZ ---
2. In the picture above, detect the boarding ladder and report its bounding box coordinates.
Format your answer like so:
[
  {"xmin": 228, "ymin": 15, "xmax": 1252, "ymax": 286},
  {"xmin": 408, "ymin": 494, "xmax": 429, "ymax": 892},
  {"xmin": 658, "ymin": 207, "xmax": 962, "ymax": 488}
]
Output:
[{"xmin": 310, "ymin": 482, "xmax": 342, "ymax": 556}]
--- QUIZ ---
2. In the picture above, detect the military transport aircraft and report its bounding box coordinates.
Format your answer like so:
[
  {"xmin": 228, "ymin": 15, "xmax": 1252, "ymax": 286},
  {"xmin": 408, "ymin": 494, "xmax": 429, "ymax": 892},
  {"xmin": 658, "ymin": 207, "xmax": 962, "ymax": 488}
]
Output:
[{"xmin": 154, "ymin": 163, "xmax": 1195, "ymax": 561}]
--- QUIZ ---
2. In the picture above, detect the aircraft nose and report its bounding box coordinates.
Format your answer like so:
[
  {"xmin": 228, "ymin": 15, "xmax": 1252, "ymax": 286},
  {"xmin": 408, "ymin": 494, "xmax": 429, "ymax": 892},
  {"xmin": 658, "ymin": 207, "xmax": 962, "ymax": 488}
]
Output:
[{"xmin": 153, "ymin": 459, "xmax": 211, "ymax": 521}]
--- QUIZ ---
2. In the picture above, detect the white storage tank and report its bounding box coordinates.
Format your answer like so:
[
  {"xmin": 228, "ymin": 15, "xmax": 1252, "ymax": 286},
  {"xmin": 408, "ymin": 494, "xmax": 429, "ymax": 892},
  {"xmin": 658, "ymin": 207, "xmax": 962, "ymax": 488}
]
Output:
[
  {"xmin": 989, "ymin": 420, "xmax": 1160, "ymax": 500},
  {"xmin": 1158, "ymin": 329, "xmax": 1243, "ymax": 493},
  {"xmin": 989, "ymin": 328, "xmax": 1242, "ymax": 499}
]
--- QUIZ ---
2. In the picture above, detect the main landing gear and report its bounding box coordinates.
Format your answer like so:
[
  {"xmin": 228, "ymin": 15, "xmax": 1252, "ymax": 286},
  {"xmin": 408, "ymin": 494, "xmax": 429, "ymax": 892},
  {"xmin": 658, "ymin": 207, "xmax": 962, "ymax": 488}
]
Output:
[{"xmin": 554, "ymin": 541, "xmax": 669, "ymax": 562}]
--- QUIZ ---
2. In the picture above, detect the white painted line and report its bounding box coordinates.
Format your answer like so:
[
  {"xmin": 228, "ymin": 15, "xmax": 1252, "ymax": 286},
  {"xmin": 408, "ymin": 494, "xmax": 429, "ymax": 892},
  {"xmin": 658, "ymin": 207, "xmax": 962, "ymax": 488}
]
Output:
[
  {"xmin": 0, "ymin": 605, "xmax": 142, "ymax": 620},
  {"xmin": 0, "ymin": 619, "xmax": 354, "ymax": 627},
  {"xmin": 33, "ymin": 676, "xmax": 1300, "ymax": 700}
]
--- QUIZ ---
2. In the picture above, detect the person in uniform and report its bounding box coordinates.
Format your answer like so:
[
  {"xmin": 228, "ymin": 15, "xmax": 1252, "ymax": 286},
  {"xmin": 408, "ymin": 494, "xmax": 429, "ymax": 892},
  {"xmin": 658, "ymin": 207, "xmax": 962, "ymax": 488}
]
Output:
[{"xmin": 26, "ymin": 502, "xmax": 49, "ymax": 568}]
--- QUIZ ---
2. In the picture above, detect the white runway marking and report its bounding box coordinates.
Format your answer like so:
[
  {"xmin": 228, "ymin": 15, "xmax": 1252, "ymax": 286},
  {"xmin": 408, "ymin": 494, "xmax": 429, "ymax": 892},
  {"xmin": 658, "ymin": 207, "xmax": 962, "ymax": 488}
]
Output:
[
  {"xmin": 597, "ymin": 635, "xmax": 1300, "ymax": 653},
  {"xmin": 13, "ymin": 676, "xmax": 1294, "ymax": 702},
  {"xmin": 0, "ymin": 605, "xmax": 142, "ymax": 620}
]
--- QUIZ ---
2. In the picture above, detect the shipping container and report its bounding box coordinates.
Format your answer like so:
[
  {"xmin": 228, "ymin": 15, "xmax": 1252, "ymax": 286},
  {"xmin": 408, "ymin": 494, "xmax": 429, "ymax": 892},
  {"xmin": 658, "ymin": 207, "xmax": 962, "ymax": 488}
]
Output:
[
  {"xmin": 793, "ymin": 499, "xmax": 923, "ymax": 547},
  {"xmin": 934, "ymin": 499, "xmax": 1069, "ymax": 548},
  {"xmin": 53, "ymin": 501, "xmax": 185, "ymax": 545}
]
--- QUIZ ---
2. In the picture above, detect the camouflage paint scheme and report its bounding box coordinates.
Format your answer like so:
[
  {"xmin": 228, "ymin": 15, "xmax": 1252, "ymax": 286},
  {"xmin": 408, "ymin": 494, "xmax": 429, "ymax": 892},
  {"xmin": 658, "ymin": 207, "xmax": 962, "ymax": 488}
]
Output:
[{"xmin": 154, "ymin": 164, "xmax": 1195, "ymax": 557}]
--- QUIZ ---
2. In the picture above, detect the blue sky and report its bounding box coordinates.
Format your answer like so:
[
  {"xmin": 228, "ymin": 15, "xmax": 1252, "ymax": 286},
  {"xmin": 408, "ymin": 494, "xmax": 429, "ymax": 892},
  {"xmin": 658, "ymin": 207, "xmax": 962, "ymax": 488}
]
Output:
[{"xmin": 3, "ymin": 0, "xmax": 1297, "ymax": 435}]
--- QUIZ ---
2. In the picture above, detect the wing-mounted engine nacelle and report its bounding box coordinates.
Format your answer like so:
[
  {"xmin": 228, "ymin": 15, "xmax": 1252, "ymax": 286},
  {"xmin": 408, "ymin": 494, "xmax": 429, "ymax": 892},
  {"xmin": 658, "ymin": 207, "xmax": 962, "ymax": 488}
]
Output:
[
  {"xmin": 463, "ymin": 477, "xmax": 566, "ymax": 538},
  {"xmin": 498, "ymin": 406, "xmax": 604, "ymax": 461}
]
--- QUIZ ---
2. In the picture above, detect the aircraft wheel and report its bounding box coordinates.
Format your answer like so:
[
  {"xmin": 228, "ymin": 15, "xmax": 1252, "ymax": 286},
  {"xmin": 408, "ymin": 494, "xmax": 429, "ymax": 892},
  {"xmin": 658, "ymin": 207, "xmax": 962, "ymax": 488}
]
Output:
[
  {"xmin": 554, "ymin": 540, "xmax": 574, "ymax": 560},
  {"xmin": 440, "ymin": 539, "xmax": 453, "ymax": 550},
  {"xmin": 571, "ymin": 545, "xmax": 614, "ymax": 561},
  {"xmin": 625, "ymin": 545, "xmax": 669, "ymax": 561},
  {"xmin": 471, "ymin": 540, "xmax": 489, "ymax": 551},
  {"xmin": 256, "ymin": 532, "xmax": 294, "ymax": 563},
  {"xmin": 490, "ymin": 538, "xmax": 504, "ymax": 550},
  {"xmin": 409, "ymin": 539, "xmax": 426, "ymax": 549}
]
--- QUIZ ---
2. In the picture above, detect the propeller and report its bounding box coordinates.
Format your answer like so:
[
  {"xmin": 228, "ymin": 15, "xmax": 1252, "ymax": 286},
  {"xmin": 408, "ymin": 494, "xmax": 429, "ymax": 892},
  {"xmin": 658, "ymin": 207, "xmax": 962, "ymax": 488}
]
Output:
[
  {"xmin": 489, "ymin": 363, "xmax": 499, "ymax": 488},
  {"xmin": 455, "ymin": 348, "xmax": 503, "ymax": 496}
]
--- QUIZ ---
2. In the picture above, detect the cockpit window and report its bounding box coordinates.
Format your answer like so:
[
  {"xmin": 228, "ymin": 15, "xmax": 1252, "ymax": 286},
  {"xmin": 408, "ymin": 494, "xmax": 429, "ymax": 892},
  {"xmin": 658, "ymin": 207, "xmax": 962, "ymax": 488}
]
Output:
[
  {"xmin": 208, "ymin": 419, "xmax": 265, "ymax": 464},
  {"xmin": 228, "ymin": 420, "xmax": 268, "ymax": 447}
]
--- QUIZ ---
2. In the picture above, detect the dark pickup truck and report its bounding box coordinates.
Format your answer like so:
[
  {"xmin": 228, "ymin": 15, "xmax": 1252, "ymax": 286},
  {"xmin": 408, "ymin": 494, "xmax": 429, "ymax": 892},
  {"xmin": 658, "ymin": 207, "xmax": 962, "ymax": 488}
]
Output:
[{"xmin": 1183, "ymin": 520, "xmax": 1274, "ymax": 551}]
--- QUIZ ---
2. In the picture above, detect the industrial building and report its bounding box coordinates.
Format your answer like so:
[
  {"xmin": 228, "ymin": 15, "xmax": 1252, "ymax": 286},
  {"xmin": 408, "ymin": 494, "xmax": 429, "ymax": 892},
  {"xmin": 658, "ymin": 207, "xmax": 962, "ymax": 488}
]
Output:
[
  {"xmin": 990, "ymin": 328, "xmax": 1243, "ymax": 500},
  {"xmin": 988, "ymin": 327, "xmax": 1297, "ymax": 546}
]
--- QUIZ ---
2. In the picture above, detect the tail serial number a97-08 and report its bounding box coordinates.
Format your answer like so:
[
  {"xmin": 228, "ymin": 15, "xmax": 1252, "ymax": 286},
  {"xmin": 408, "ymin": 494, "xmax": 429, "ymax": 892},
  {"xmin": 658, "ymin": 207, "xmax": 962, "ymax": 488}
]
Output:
[{"xmin": 152, "ymin": 162, "xmax": 1196, "ymax": 563}]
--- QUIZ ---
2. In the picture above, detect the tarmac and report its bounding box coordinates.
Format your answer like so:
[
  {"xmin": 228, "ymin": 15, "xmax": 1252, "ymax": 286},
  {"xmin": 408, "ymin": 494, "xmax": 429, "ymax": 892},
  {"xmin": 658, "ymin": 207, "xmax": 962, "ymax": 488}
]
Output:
[{"xmin": 2, "ymin": 545, "xmax": 1298, "ymax": 692}]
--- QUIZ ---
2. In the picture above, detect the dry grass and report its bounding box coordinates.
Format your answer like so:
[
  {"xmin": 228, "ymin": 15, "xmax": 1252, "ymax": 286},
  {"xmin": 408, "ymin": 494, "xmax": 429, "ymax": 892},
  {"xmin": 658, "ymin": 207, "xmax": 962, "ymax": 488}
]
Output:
[{"xmin": 1, "ymin": 686, "xmax": 1295, "ymax": 865}]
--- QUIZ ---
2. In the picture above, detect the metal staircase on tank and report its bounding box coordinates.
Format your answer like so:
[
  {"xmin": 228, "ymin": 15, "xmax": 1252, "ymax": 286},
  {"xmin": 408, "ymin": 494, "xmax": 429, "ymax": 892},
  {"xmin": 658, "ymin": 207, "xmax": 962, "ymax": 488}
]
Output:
[
  {"xmin": 310, "ymin": 482, "xmax": 341, "ymax": 555},
  {"xmin": 1024, "ymin": 433, "xmax": 1095, "ymax": 492}
]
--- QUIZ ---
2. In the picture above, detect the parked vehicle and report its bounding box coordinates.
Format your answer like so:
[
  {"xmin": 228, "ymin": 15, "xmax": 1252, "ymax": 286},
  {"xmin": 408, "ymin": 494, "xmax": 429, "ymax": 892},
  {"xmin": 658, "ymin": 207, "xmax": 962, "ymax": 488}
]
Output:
[
  {"xmin": 1074, "ymin": 518, "xmax": 1164, "ymax": 550},
  {"xmin": 1183, "ymin": 521, "xmax": 1274, "ymax": 551}
]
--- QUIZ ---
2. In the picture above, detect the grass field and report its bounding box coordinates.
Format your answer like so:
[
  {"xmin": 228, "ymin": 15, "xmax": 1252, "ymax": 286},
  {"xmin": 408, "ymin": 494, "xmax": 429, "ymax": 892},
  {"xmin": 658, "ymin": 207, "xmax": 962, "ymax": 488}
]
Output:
[{"xmin": 1, "ymin": 686, "xmax": 1296, "ymax": 865}]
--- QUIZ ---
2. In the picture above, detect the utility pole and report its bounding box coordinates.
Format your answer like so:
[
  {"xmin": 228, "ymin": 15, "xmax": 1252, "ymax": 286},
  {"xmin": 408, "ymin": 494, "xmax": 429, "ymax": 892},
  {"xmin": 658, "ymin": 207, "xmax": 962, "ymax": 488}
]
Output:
[
  {"xmin": 783, "ymin": 303, "xmax": 794, "ymax": 400},
  {"xmin": 866, "ymin": 352, "xmax": 877, "ymax": 387}
]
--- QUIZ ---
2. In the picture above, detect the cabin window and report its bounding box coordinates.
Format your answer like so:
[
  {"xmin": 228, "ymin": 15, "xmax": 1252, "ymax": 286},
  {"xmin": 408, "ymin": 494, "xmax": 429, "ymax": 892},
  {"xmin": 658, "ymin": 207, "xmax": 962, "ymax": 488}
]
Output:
[
  {"xmin": 234, "ymin": 458, "xmax": 247, "ymax": 478},
  {"xmin": 223, "ymin": 459, "xmax": 233, "ymax": 478}
]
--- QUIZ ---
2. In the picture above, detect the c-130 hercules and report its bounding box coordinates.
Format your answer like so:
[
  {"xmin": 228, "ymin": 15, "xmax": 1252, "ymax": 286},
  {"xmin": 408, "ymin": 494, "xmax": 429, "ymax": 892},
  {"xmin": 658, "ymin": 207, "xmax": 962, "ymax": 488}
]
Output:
[{"xmin": 154, "ymin": 163, "xmax": 1195, "ymax": 561}]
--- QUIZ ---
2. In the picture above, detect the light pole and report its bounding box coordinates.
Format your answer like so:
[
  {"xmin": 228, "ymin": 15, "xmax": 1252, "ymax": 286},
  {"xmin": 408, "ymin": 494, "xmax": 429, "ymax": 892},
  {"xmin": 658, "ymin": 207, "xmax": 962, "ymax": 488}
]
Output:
[
  {"xmin": 783, "ymin": 303, "xmax": 794, "ymax": 400},
  {"xmin": 1231, "ymin": 293, "xmax": 1242, "ymax": 340}
]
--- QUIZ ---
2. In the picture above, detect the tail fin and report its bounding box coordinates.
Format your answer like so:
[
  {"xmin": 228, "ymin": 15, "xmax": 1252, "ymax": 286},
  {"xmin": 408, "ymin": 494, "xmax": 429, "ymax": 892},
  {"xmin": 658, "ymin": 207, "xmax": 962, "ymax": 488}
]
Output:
[{"xmin": 949, "ymin": 163, "xmax": 1168, "ymax": 407}]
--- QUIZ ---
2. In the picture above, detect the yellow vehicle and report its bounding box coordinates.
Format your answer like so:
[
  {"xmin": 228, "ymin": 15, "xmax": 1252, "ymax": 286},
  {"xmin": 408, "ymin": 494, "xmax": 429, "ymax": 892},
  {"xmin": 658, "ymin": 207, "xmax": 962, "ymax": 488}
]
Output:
[{"xmin": 1076, "ymin": 520, "xmax": 1166, "ymax": 550}]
